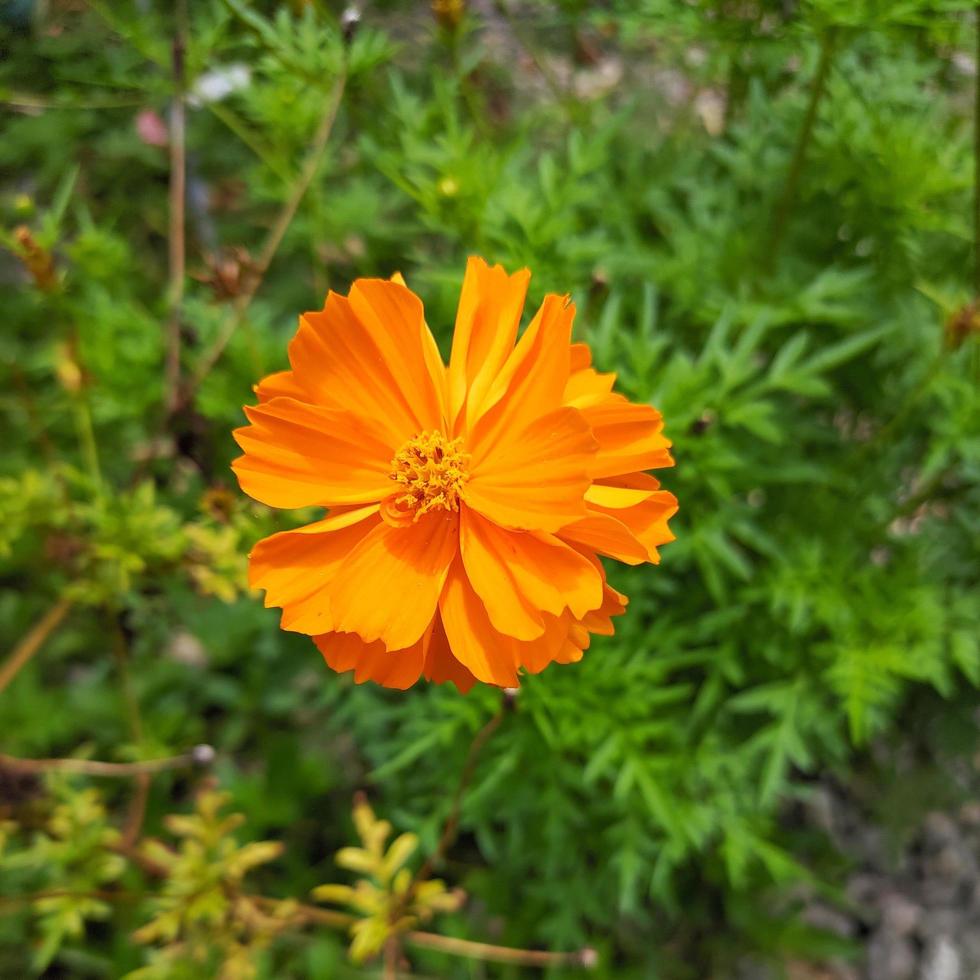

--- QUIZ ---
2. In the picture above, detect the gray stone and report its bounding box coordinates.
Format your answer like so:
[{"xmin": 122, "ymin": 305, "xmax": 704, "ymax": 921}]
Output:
[
  {"xmin": 801, "ymin": 902, "xmax": 857, "ymax": 938},
  {"xmin": 920, "ymin": 908, "xmax": 965, "ymax": 939},
  {"xmin": 921, "ymin": 935, "xmax": 962, "ymax": 980},
  {"xmin": 923, "ymin": 813, "xmax": 960, "ymax": 851},
  {"xmin": 868, "ymin": 931, "xmax": 917, "ymax": 980},
  {"xmin": 847, "ymin": 872, "xmax": 884, "ymax": 914},
  {"xmin": 920, "ymin": 878, "xmax": 963, "ymax": 908},
  {"xmin": 882, "ymin": 893, "xmax": 922, "ymax": 936}
]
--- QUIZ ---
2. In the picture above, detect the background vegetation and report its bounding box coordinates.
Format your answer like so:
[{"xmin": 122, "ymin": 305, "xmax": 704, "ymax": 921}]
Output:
[{"xmin": 1, "ymin": 0, "xmax": 978, "ymax": 977}]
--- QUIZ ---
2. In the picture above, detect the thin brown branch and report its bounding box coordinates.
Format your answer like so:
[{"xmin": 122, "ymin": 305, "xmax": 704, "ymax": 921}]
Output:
[
  {"xmin": 0, "ymin": 888, "xmax": 138, "ymax": 910},
  {"xmin": 404, "ymin": 931, "xmax": 598, "ymax": 969},
  {"xmin": 0, "ymin": 748, "xmax": 210, "ymax": 778},
  {"xmin": 112, "ymin": 617, "xmax": 150, "ymax": 848},
  {"xmin": 123, "ymin": 775, "xmax": 151, "ymax": 848},
  {"xmin": 253, "ymin": 895, "xmax": 354, "ymax": 930},
  {"xmin": 164, "ymin": 0, "xmax": 189, "ymax": 413},
  {"xmin": 256, "ymin": 897, "xmax": 597, "ymax": 970},
  {"xmin": 0, "ymin": 597, "xmax": 73, "ymax": 696},
  {"xmin": 383, "ymin": 937, "xmax": 400, "ymax": 979},
  {"xmin": 179, "ymin": 69, "xmax": 347, "ymax": 408}
]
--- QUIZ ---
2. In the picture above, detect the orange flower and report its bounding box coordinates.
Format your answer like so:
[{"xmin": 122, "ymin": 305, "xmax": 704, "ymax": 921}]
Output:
[{"xmin": 232, "ymin": 258, "xmax": 677, "ymax": 692}]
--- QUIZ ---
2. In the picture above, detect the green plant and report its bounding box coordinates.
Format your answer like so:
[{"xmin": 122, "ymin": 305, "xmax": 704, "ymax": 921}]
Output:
[{"xmin": 1, "ymin": 1, "xmax": 977, "ymax": 977}]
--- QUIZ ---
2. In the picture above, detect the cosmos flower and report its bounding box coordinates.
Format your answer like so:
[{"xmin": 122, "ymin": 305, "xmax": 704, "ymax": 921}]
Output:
[{"xmin": 232, "ymin": 258, "xmax": 676, "ymax": 692}]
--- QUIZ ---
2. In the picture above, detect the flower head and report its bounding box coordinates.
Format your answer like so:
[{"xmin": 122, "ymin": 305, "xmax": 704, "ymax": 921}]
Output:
[{"xmin": 232, "ymin": 258, "xmax": 676, "ymax": 692}]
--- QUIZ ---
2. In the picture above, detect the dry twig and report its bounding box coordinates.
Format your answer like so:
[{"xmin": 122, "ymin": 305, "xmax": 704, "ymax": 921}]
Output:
[
  {"xmin": 179, "ymin": 70, "xmax": 347, "ymax": 408},
  {"xmin": 0, "ymin": 597, "xmax": 73, "ymax": 696},
  {"xmin": 164, "ymin": 0, "xmax": 189, "ymax": 412},
  {"xmin": 0, "ymin": 747, "xmax": 213, "ymax": 778}
]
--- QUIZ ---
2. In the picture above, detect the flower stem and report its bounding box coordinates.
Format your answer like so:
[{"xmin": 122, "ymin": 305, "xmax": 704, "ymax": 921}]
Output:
[
  {"xmin": 413, "ymin": 699, "xmax": 506, "ymax": 885},
  {"xmin": 764, "ymin": 27, "xmax": 837, "ymax": 270}
]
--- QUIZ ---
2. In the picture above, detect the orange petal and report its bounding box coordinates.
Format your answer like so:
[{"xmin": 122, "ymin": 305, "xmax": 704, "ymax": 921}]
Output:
[
  {"xmin": 439, "ymin": 557, "xmax": 521, "ymax": 686},
  {"xmin": 569, "ymin": 342, "xmax": 592, "ymax": 372},
  {"xmin": 254, "ymin": 369, "xmax": 308, "ymax": 403},
  {"xmin": 580, "ymin": 579, "xmax": 628, "ymax": 636},
  {"xmin": 288, "ymin": 289, "xmax": 441, "ymax": 447},
  {"xmin": 458, "ymin": 510, "xmax": 545, "ymax": 640},
  {"xmin": 348, "ymin": 278, "xmax": 448, "ymax": 431},
  {"xmin": 328, "ymin": 510, "xmax": 459, "ymax": 650},
  {"xmin": 314, "ymin": 614, "xmax": 476, "ymax": 693},
  {"xmin": 564, "ymin": 363, "xmax": 617, "ymax": 410},
  {"xmin": 439, "ymin": 558, "xmax": 584, "ymax": 686},
  {"xmin": 447, "ymin": 257, "xmax": 530, "ymax": 430},
  {"xmin": 232, "ymin": 398, "xmax": 395, "ymax": 509},
  {"xmin": 592, "ymin": 490, "xmax": 678, "ymax": 563},
  {"xmin": 422, "ymin": 616, "xmax": 478, "ymax": 693},
  {"xmin": 582, "ymin": 396, "xmax": 674, "ymax": 479},
  {"xmin": 464, "ymin": 407, "xmax": 595, "ymax": 532},
  {"xmin": 460, "ymin": 508, "xmax": 602, "ymax": 639},
  {"xmin": 585, "ymin": 474, "xmax": 660, "ymax": 509},
  {"xmin": 465, "ymin": 293, "xmax": 575, "ymax": 455},
  {"xmin": 313, "ymin": 629, "xmax": 426, "ymax": 690},
  {"xmin": 558, "ymin": 509, "xmax": 648, "ymax": 565},
  {"xmin": 248, "ymin": 506, "xmax": 381, "ymax": 635},
  {"xmin": 519, "ymin": 611, "xmax": 582, "ymax": 674}
]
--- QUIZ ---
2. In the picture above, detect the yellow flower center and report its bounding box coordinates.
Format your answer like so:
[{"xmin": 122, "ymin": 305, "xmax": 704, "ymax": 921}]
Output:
[{"xmin": 385, "ymin": 431, "xmax": 470, "ymax": 525}]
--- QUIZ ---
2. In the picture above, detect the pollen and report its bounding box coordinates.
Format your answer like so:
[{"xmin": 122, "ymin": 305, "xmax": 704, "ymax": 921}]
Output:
[{"xmin": 384, "ymin": 431, "xmax": 470, "ymax": 525}]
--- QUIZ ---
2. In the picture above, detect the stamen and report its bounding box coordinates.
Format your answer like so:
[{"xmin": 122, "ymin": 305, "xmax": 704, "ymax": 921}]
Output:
[{"xmin": 384, "ymin": 431, "xmax": 470, "ymax": 526}]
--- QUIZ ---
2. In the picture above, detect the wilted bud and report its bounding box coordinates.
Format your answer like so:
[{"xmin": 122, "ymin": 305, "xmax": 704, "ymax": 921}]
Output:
[
  {"xmin": 689, "ymin": 409, "xmax": 716, "ymax": 436},
  {"xmin": 12, "ymin": 225, "xmax": 57, "ymax": 291},
  {"xmin": 44, "ymin": 531, "xmax": 86, "ymax": 569},
  {"xmin": 341, "ymin": 5, "xmax": 360, "ymax": 43},
  {"xmin": 945, "ymin": 302, "xmax": 980, "ymax": 350},
  {"xmin": 191, "ymin": 246, "xmax": 258, "ymax": 302},
  {"xmin": 201, "ymin": 485, "xmax": 236, "ymax": 522},
  {"xmin": 432, "ymin": 0, "xmax": 465, "ymax": 31}
]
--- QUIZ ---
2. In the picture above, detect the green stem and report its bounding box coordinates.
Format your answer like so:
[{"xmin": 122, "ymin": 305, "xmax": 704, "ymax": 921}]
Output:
[
  {"xmin": 164, "ymin": 0, "xmax": 188, "ymax": 415},
  {"xmin": 73, "ymin": 387, "xmax": 104, "ymax": 505},
  {"xmin": 764, "ymin": 28, "xmax": 837, "ymax": 269},
  {"xmin": 974, "ymin": 5, "xmax": 980, "ymax": 296}
]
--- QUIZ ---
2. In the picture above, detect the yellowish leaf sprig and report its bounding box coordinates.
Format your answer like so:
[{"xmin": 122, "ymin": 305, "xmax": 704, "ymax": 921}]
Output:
[
  {"xmin": 183, "ymin": 522, "xmax": 249, "ymax": 604},
  {"xmin": 127, "ymin": 786, "xmax": 292, "ymax": 980},
  {"xmin": 0, "ymin": 778, "xmax": 127, "ymax": 970},
  {"xmin": 311, "ymin": 794, "xmax": 464, "ymax": 964},
  {"xmin": 0, "ymin": 469, "xmax": 258, "ymax": 606}
]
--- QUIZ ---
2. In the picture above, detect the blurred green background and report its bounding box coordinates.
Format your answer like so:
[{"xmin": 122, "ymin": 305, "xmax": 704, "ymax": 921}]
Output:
[{"xmin": 1, "ymin": 1, "xmax": 979, "ymax": 977}]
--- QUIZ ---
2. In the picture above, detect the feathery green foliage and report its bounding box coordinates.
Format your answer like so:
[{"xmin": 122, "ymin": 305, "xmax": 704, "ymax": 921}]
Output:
[{"xmin": 1, "ymin": 0, "xmax": 978, "ymax": 977}]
